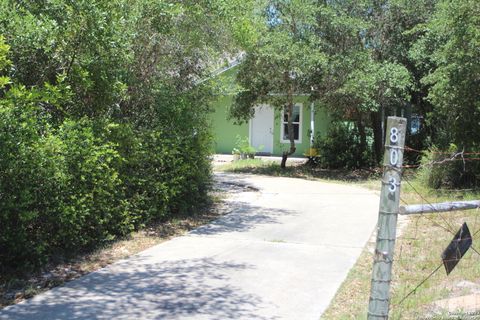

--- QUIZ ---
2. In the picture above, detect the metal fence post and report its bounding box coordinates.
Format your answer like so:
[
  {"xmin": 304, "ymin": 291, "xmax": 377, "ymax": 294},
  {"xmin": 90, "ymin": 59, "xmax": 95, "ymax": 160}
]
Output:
[{"xmin": 368, "ymin": 116, "xmax": 407, "ymax": 319}]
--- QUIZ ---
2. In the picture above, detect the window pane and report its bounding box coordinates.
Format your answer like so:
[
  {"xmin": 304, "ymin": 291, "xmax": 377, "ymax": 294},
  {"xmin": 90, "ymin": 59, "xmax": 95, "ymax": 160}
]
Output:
[
  {"xmin": 283, "ymin": 124, "xmax": 300, "ymax": 141},
  {"xmin": 283, "ymin": 105, "xmax": 300, "ymax": 123},
  {"xmin": 292, "ymin": 106, "xmax": 300, "ymax": 123}
]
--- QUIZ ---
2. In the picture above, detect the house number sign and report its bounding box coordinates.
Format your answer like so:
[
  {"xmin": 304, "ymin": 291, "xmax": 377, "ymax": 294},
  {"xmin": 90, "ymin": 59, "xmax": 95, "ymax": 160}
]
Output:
[{"xmin": 388, "ymin": 127, "xmax": 400, "ymax": 194}]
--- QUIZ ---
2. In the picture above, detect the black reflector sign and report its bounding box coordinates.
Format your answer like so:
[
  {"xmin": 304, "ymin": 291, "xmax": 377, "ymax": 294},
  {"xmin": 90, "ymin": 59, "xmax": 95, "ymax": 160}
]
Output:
[{"xmin": 441, "ymin": 222, "xmax": 472, "ymax": 275}]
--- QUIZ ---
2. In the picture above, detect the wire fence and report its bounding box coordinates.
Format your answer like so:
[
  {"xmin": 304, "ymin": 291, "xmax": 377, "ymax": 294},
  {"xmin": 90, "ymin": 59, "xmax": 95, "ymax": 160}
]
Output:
[{"xmin": 387, "ymin": 145, "xmax": 480, "ymax": 319}]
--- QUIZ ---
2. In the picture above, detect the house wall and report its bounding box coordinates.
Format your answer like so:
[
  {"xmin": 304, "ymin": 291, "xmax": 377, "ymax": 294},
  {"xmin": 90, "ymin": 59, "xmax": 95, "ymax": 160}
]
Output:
[
  {"xmin": 210, "ymin": 96, "xmax": 249, "ymax": 154},
  {"xmin": 210, "ymin": 95, "xmax": 330, "ymax": 157}
]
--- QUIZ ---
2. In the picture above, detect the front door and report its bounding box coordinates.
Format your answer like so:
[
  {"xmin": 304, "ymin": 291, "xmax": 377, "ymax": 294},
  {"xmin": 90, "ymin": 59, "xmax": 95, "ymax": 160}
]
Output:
[{"xmin": 250, "ymin": 105, "xmax": 274, "ymax": 155}]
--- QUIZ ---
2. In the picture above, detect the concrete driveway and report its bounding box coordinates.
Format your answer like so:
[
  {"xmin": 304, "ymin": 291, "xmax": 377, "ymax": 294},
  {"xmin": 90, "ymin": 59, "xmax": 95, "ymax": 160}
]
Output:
[{"xmin": 0, "ymin": 173, "xmax": 379, "ymax": 320}]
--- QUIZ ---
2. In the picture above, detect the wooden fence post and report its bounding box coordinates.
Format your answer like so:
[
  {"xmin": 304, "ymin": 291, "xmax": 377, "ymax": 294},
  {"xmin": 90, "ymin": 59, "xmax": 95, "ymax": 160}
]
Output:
[{"xmin": 368, "ymin": 116, "xmax": 407, "ymax": 319}]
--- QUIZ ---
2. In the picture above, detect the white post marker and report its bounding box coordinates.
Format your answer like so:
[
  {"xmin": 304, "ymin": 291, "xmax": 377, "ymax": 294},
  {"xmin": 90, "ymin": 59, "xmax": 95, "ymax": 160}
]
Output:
[{"xmin": 368, "ymin": 116, "xmax": 407, "ymax": 319}]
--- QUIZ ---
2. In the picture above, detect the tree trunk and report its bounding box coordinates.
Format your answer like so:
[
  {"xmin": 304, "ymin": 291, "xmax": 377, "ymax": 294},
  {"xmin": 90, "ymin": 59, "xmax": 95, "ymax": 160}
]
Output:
[
  {"xmin": 371, "ymin": 111, "xmax": 383, "ymax": 164},
  {"xmin": 280, "ymin": 72, "xmax": 301, "ymax": 169},
  {"xmin": 281, "ymin": 84, "xmax": 297, "ymax": 169},
  {"xmin": 356, "ymin": 116, "xmax": 367, "ymax": 167},
  {"xmin": 280, "ymin": 152, "xmax": 289, "ymax": 168}
]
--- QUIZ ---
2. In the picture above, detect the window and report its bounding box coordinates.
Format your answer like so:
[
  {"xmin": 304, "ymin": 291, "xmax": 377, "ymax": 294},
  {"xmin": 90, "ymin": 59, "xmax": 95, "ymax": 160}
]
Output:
[{"xmin": 281, "ymin": 104, "xmax": 302, "ymax": 143}]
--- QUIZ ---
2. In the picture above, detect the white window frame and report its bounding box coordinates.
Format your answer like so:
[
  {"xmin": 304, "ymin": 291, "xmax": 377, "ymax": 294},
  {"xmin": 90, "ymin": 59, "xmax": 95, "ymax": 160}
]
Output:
[{"xmin": 280, "ymin": 103, "xmax": 302, "ymax": 144}]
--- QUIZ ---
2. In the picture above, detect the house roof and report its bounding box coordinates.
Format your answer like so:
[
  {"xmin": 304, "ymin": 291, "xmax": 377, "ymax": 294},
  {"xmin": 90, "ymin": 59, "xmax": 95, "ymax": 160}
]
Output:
[
  {"xmin": 199, "ymin": 53, "xmax": 312, "ymax": 96},
  {"xmin": 196, "ymin": 53, "xmax": 245, "ymax": 85}
]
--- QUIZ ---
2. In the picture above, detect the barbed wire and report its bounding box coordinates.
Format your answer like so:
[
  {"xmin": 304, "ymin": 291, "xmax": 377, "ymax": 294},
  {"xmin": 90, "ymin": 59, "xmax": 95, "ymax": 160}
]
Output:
[
  {"xmin": 402, "ymin": 176, "xmax": 456, "ymax": 234},
  {"xmin": 402, "ymin": 145, "xmax": 480, "ymax": 237},
  {"xmin": 391, "ymin": 150, "xmax": 480, "ymax": 311},
  {"xmin": 395, "ymin": 264, "xmax": 444, "ymax": 308},
  {"xmin": 404, "ymin": 146, "xmax": 480, "ymax": 156},
  {"xmin": 401, "ymin": 146, "xmax": 480, "ymax": 171},
  {"xmin": 392, "ymin": 178, "xmax": 448, "ymax": 310}
]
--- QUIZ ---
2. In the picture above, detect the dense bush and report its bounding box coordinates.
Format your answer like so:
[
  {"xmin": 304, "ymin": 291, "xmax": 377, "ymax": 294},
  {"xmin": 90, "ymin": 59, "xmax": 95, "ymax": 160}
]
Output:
[
  {"xmin": 313, "ymin": 122, "xmax": 374, "ymax": 169},
  {"xmin": 0, "ymin": 33, "xmax": 213, "ymax": 272},
  {"xmin": 0, "ymin": 95, "xmax": 127, "ymax": 270},
  {"xmin": 418, "ymin": 145, "xmax": 480, "ymax": 189},
  {"xmin": 110, "ymin": 124, "xmax": 212, "ymax": 226},
  {"xmin": 0, "ymin": 97, "xmax": 212, "ymax": 271}
]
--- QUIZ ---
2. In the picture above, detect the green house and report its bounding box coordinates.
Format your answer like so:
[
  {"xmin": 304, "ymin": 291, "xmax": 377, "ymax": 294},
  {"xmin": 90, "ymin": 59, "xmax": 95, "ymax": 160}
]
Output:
[{"xmin": 209, "ymin": 63, "xmax": 331, "ymax": 157}]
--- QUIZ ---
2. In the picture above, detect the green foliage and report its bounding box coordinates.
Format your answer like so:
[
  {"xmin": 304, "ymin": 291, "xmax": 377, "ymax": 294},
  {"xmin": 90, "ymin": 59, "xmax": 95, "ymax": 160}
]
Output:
[
  {"xmin": 232, "ymin": 0, "xmax": 326, "ymax": 119},
  {"xmin": 0, "ymin": 88, "xmax": 127, "ymax": 270},
  {"xmin": 0, "ymin": 0, "xmax": 131, "ymax": 117},
  {"xmin": 231, "ymin": 0, "xmax": 327, "ymax": 164},
  {"xmin": 0, "ymin": 35, "xmax": 10, "ymax": 89},
  {"xmin": 408, "ymin": 0, "xmax": 480, "ymax": 188},
  {"xmin": 313, "ymin": 122, "xmax": 374, "ymax": 169},
  {"xmin": 310, "ymin": 1, "xmax": 417, "ymax": 164},
  {"xmin": 0, "ymin": 35, "xmax": 10, "ymax": 69},
  {"xmin": 112, "ymin": 125, "xmax": 212, "ymax": 225},
  {"xmin": 0, "ymin": 93, "xmax": 212, "ymax": 271},
  {"xmin": 418, "ymin": 145, "xmax": 480, "ymax": 189},
  {"xmin": 334, "ymin": 61, "xmax": 412, "ymax": 114},
  {"xmin": 413, "ymin": 0, "xmax": 480, "ymax": 150},
  {"xmin": 55, "ymin": 119, "xmax": 129, "ymax": 248},
  {"xmin": 0, "ymin": 1, "xmax": 229, "ymax": 273},
  {"xmin": 234, "ymin": 135, "xmax": 257, "ymax": 157}
]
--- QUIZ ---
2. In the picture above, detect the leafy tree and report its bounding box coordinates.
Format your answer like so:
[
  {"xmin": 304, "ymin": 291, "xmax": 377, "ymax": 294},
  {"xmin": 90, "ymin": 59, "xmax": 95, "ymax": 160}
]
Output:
[
  {"xmin": 231, "ymin": 0, "xmax": 326, "ymax": 168},
  {"xmin": 412, "ymin": 0, "xmax": 480, "ymax": 149},
  {"xmin": 368, "ymin": 0, "xmax": 437, "ymax": 159},
  {"xmin": 306, "ymin": 1, "xmax": 412, "ymax": 165},
  {"xmin": 323, "ymin": 57, "xmax": 411, "ymax": 164},
  {"xmin": 0, "ymin": 0, "xmax": 131, "ymax": 119}
]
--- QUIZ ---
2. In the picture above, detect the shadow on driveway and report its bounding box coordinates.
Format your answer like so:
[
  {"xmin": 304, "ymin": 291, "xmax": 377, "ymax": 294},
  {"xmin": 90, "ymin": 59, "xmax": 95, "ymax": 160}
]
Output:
[
  {"xmin": 190, "ymin": 202, "xmax": 296, "ymax": 236},
  {"xmin": 1, "ymin": 257, "xmax": 278, "ymax": 320}
]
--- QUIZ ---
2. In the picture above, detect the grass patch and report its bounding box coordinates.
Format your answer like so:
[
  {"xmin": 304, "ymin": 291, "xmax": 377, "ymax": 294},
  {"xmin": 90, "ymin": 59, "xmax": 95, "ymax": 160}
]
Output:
[
  {"xmin": 389, "ymin": 204, "xmax": 480, "ymax": 318},
  {"xmin": 216, "ymin": 158, "xmax": 280, "ymax": 173},
  {"xmin": 321, "ymin": 244, "xmax": 374, "ymax": 320},
  {"xmin": 217, "ymin": 158, "xmax": 382, "ymax": 190},
  {"xmin": 322, "ymin": 176, "xmax": 480, "ymax": 319}
]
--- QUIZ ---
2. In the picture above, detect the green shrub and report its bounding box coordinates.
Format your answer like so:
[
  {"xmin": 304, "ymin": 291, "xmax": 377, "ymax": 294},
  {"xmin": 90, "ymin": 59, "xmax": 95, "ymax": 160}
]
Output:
[
  {"xmin": 0, "ymin": 91, "xmax": 52, "ymax": 270},
  {"xmin": 313, "ymin": 122, "xmax": 374, "ymax": 169},
  {"xmin": 0, "ymin": 83, "xmax": 128, "ymax": 270},
  {"xmin": 418, "ymin": 145, "xmax": 480, "ymax": 189},
  {"xmin": 0, "ymin": 97, "xmax": 212, "ymax": 273},
  {"xmin": 0, "ymin": 100, "xmax": 129, "ymax": 270},
  {"xmin": 53, "ymin": 119, "xmax": 129, "ymax": 251},
  {"xmin": 106, "ymin": 123, "xmax": 211, "ymax": 226},
  {"xmin": 234, "ymin": 135, "xmax": 258, "ymax": 158}
]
